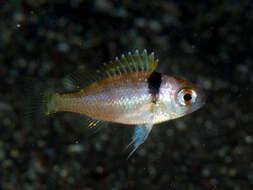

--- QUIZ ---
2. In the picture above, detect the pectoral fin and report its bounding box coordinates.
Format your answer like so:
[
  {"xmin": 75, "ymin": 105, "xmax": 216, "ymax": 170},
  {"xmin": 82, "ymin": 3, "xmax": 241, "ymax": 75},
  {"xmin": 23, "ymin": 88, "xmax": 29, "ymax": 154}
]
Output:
[{"xmin": 126, "ymin": 124, "xmax": 153, "ymax": 159}]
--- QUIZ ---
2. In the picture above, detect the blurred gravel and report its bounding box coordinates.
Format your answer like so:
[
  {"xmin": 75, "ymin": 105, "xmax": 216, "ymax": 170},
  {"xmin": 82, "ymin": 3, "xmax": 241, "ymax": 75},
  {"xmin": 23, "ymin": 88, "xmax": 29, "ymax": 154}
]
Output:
[{"xmin": 0, "ymin": 0, "xmax": 253, "ymax": 189}]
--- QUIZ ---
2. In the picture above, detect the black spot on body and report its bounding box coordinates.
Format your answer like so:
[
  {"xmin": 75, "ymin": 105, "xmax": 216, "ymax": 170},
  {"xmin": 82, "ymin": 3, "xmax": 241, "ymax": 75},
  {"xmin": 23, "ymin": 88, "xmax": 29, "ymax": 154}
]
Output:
[{"xmin": 147, "ymin": 72, "xmax": 162, "ymax": 103}]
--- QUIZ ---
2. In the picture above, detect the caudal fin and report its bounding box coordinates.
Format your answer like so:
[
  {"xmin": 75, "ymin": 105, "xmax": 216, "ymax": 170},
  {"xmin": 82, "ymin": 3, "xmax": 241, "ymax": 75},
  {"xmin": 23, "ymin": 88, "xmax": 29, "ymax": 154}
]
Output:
[
  {"xmin": 23, "ymin": 80, "xmax": 59, "ymax": 119},
  {"xmin": 38, "ymin": 90, "xmax": 58, "ymax": 116}
]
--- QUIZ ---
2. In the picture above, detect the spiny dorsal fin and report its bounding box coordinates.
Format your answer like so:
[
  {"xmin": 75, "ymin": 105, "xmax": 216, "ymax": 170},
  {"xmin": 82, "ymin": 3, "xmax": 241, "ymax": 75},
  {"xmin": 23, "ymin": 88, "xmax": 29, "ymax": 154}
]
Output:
[
  {"xmin": 64, "ymin": 49, "xmax": 158, "ymax": 90},
  {"xmin": 99, "ymin": 49, "xmax": 158, "ymax": 77}
]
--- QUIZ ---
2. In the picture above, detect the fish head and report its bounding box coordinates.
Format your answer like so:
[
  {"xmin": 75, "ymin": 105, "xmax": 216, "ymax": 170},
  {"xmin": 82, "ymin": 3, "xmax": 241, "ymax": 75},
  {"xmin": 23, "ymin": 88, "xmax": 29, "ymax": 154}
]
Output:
[{"xmin": 160, "ymin": 75, "xmax": 206, "ymax": 119}]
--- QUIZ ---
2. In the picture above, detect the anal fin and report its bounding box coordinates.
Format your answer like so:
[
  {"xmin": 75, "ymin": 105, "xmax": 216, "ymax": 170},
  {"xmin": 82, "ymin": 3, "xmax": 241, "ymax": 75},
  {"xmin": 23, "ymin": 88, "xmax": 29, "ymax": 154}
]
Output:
[
  {"xmin": 126, "ymin": 124, "xmax": 153, "ymax": 159},
  {"xmin": 87, "ymin": 118, "xmax": 108, "ymax": 133}
]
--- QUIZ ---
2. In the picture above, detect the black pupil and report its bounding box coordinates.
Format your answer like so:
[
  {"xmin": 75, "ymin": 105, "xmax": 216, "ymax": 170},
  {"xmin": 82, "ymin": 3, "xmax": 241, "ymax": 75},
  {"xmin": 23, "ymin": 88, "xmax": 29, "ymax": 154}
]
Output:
[{"xmin": 184, "ymin": 93, "xmax": 192, "ymax": 101}]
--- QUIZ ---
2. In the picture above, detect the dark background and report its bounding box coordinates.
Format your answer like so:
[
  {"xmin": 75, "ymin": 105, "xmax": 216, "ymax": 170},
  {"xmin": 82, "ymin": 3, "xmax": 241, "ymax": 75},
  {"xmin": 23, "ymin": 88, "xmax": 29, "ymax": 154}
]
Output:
[{"xmin": 0, "ymin": 0, "xmax": 252, "ymax": 189}]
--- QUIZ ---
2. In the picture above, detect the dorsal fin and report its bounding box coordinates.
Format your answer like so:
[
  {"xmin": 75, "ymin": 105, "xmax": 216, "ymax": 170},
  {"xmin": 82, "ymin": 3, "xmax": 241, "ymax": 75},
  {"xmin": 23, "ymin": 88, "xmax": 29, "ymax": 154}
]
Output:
[
  {"xmin": 99, "ymin": 49, "xmax": 158, "ymax": 76},
  {"xmin": 64, "ymin": 49, "xmax": 158, "ymax": 90}
]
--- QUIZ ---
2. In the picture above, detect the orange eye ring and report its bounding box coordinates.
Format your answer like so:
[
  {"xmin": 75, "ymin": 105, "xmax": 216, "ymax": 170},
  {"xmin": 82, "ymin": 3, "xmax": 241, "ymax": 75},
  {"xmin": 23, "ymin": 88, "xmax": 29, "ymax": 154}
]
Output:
[{"xmin": 176, "ymin": 88, "xmax": 197, "ymax": 106}]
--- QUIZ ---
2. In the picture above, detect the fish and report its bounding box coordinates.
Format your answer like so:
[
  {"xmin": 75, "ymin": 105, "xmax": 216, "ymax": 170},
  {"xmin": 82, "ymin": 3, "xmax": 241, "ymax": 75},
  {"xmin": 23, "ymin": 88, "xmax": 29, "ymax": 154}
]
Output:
[{"xmin": 32, "ymin": 49, "xmax": 206, "ymax": 158}]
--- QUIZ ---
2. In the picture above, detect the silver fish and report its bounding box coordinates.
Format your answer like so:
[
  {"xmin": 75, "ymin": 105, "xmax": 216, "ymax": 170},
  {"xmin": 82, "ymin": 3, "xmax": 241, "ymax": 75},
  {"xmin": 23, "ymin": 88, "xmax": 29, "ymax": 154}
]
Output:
[{"xmin": 34, "ymin": 49, "xmax": 206, "ymax": 157}]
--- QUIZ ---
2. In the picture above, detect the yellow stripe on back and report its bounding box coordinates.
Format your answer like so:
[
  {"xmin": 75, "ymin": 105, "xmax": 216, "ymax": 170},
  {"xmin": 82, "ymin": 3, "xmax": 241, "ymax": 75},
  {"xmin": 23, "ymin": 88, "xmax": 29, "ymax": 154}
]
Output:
[{"xmin": 64, "ymin": 49, "xmax": 158, "ymax": 91}]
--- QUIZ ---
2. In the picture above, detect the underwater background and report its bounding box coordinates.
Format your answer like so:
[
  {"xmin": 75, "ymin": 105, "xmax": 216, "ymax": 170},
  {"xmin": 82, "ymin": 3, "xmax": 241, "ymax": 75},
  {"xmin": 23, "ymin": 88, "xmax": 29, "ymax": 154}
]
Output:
[{"xmin": 0, "ymin": 0, "xmax": 252, "ymax": 189}]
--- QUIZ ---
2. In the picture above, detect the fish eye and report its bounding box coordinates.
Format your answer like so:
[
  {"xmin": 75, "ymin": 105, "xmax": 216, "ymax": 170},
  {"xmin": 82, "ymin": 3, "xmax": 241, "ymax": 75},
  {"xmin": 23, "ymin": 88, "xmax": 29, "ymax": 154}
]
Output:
[
  {"xmin": 177, "ymin": 88, "xmax": 197, "ymax": 106},
  {"xmin": 183, "ymin": 93, "xmax": 192, "ymax": 101}
]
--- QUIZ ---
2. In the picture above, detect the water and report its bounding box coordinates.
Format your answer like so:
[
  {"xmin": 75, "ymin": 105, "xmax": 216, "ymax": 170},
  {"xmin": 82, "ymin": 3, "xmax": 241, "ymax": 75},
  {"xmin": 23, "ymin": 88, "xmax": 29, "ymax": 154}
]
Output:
[{"xmin": 0, "ymin": 0, "xmax": 252, "ymax": 189}]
